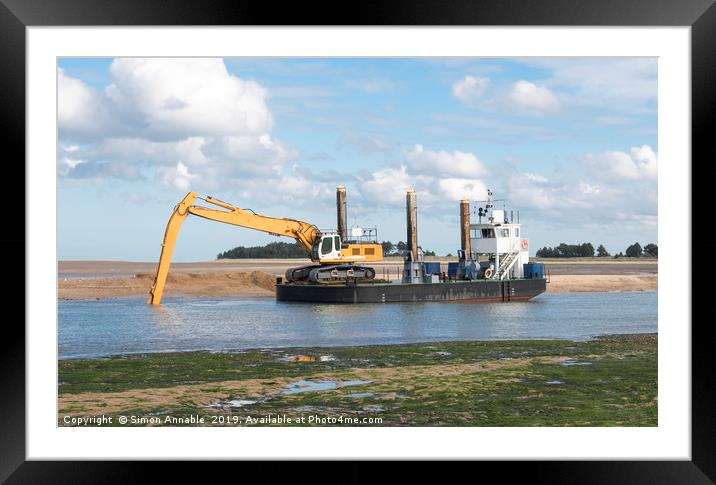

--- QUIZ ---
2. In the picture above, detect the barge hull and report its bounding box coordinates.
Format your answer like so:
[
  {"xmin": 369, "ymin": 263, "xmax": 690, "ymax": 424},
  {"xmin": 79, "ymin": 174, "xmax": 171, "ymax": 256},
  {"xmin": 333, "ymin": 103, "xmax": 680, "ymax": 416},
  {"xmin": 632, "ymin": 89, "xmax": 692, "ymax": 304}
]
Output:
[{"xmin": 276, "ymin": 278, "xmax": 546, "ymax": 303}]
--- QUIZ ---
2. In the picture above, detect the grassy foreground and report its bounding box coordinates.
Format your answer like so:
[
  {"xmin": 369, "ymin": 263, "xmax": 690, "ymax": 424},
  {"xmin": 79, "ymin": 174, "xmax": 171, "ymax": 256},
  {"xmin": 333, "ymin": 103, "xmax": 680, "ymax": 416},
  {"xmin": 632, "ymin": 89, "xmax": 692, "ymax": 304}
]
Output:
[{"xmin": 58, "ymin": 334, "xmax": 657, "ymax": 427}]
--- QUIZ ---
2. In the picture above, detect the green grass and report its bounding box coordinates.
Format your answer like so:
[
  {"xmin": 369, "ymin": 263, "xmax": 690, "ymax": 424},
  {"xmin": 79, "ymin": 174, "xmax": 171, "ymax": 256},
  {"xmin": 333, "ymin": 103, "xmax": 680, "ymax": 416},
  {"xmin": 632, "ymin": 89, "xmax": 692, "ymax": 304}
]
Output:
[{"xmin": 58, "ymin": 333, "xmax": 657, "ymax": 426}]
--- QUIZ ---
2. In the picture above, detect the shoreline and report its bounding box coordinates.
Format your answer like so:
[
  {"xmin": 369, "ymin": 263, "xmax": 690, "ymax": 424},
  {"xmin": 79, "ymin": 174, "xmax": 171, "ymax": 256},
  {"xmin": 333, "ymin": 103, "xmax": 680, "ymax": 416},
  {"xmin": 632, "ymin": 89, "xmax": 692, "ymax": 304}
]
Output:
[
  {"xmin": 59, "ymin": 331, "xmax": 657, "ymax": 361},
  {"xmin": 58, "ymin": 271, "xmax": 657, "ymax": 300}
]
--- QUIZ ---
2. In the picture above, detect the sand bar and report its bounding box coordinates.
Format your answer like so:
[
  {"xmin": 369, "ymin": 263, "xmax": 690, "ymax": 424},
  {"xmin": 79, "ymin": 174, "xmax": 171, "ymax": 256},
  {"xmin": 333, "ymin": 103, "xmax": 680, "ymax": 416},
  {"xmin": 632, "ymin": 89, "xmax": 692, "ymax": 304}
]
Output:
[{"xmin": 58, "ymin": 259, "xmax": 657, "ymax": 300}]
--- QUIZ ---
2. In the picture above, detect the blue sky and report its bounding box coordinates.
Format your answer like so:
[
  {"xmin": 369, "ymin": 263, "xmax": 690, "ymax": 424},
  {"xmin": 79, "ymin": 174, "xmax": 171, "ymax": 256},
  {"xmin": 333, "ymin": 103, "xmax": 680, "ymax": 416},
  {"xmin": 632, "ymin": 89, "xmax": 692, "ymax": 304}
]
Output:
[{"xmin": 58, "ymin": 57, "xmax": 657, "ymax": 261}]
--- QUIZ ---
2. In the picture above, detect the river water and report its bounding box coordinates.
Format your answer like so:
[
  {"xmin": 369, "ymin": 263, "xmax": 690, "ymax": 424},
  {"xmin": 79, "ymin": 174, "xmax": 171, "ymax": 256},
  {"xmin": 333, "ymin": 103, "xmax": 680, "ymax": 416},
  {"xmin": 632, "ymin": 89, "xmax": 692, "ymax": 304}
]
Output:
[{"xmin": 58, "ymin": 292, "xmax": 657, "ymax": 359}]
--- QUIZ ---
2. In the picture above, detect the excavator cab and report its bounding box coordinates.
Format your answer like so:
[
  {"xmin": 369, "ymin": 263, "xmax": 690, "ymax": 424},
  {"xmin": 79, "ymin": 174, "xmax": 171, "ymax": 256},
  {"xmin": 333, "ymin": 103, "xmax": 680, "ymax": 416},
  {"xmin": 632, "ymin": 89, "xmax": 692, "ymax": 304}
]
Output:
[{"xmin": 316, "ymin": 233, "xmax": 343, "ymax": 262}]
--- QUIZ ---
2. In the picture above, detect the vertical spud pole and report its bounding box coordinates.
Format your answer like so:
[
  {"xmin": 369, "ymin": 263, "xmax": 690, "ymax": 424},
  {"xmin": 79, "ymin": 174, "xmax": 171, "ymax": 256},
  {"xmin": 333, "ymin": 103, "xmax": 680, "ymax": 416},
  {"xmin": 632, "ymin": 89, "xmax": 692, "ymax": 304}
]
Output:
[
  {"xmin": 460, "ymin": 199, "xmax": 471, "ymax": 258},
  {"xmin": 406, "ymin": 189, "xmax": 418, "ymax": 261},
  {"xmin": 336, "ymin": 185, "xmax": 347, "ymax": 243}
]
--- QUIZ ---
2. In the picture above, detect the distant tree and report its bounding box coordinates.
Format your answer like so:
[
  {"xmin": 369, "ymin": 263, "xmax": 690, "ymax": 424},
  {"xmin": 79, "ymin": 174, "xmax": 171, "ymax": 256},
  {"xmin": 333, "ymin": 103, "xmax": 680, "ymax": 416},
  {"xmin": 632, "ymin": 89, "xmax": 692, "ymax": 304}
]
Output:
[
  {"xmin": 381, "ymin": 241, "xmax": 394, "ymax": 255},
  {"xmin": 423, "ymin": 249, "xmax": 436, "ymax": 257},
  {"xmin": 580, "ymin": 242, "xmax": 595, "ymax": 257},
  {"xmin": 537, "ymin": 243, "xmax": 595, "ymax": 258},
  {"xmin": 643, "ymin": 243, "xmax": 658, "ymax": 257},
  {"xmin": 446, "ymin": 253, "xmax": 453, "ymax": 258},
  {"xmin": 625, "ymin": 242, "xmax": 643, "ymax": 258},
  {"xmin": 395, "ymin": 241, "xmax": 407, "ymax": 254},
  {"xmin": 536, "ymin": 246, "xmax": 556, "ymax": 257},
  {"xmin": 597, "ymin": 244, "xmax": 610, "ymax": 257}
]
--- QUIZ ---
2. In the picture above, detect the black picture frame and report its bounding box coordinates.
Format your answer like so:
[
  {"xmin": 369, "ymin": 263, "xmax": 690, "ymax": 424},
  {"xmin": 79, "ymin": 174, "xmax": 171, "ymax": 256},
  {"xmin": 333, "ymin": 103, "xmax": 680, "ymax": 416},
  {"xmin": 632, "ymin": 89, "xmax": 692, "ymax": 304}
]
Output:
[{"xmin": 2, "ymin": 0, "xmax": 711, "ymax": 481}]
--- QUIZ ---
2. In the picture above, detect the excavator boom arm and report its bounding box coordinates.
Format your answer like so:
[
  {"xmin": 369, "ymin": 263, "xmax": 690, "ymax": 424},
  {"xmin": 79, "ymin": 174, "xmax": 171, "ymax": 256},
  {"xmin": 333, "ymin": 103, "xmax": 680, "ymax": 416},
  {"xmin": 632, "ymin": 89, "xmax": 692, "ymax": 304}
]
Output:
[{"xmin": 147, "ymin": 192, "xmax": 320, "ymax": 304}]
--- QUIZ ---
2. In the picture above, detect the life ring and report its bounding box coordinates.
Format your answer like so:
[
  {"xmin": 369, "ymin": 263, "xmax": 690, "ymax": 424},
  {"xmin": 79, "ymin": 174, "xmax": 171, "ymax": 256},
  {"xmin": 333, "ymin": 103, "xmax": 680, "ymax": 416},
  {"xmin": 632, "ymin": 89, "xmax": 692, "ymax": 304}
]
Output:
[
  {"xmin": 483, "ymin": 268, "xmax": 493, "ymax": 278},
  {"xmin": 521, "ymin": 239, "xmax": 529, "ymax": 249}
]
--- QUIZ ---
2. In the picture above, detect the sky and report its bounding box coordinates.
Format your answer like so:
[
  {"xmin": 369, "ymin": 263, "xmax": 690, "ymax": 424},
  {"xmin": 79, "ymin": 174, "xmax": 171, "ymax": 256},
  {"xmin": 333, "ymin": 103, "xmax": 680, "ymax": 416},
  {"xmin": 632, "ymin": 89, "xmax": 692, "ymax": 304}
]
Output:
[{"xmin": 57, "ymin": 57, "xmax": 657, "ymax": 261}]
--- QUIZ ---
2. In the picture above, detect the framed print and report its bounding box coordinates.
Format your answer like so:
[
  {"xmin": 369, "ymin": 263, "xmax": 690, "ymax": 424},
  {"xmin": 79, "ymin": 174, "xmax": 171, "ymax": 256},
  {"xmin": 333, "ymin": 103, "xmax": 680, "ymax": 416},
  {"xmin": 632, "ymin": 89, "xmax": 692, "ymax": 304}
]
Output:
[{"xmin": 3, "ymin": 0, "xmax": 713, "ymax": 480}]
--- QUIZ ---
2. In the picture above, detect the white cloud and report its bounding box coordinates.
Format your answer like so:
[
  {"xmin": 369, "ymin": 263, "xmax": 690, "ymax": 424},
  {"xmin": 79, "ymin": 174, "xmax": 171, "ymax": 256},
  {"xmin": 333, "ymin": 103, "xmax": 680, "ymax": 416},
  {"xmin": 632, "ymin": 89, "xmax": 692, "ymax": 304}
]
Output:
[
  {"xmin": 58, "ymin": 68, "xmax": 114, "ymax": 139},
  {"xmin": 584, "ymin": 145, "xmax": 658, "ymax": 180},
  {"xmin": 509, "ymin": 81, "xmax": 561, "ymax": 114},
  {"xmin": 452, "ymin": 76, "xmax": 490, "ymax": 104},
  {"xmin": 504, "ymin": 167, "xmax": 656, "ymax": 239},
  {"xmin": 522, "ymin": 58, "xmax": 657, "ymax": 111},
  {"xmin": 437, "ymin": 178, "xmax": 488, "ymax": 202},
  {"xmin": 232, "ymin": 171, "xmax": 336, "ymax": 210},
  {"xmin": 359, "ymin": 166, "xmax": 413, "ymax": 206},
  {"xmin": 58, "ymin": 59, "xmax": 292, "ymax": 189},
  {"xmin": 357, "ymin": 145, "xmax": 489, "ymax": 211},
  {"xmin": 163, "ymin": 161, "xmax": 199, "ymax": 191},
  {"xmin": 404, "ymin": 144, "xmax": 487, "ymax": 178},
  {"xmin": 105, "ymin": 58, "xmax": 273, "ymax": 140}
]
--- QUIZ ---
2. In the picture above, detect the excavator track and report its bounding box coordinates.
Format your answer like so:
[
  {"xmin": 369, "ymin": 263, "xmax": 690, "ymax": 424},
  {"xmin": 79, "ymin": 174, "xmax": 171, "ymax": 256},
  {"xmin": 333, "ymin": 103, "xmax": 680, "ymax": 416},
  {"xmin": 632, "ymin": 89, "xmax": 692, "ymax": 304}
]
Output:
[{"xmin": 286, "ymin": 264, "xmax": 376, "ymax": 283}]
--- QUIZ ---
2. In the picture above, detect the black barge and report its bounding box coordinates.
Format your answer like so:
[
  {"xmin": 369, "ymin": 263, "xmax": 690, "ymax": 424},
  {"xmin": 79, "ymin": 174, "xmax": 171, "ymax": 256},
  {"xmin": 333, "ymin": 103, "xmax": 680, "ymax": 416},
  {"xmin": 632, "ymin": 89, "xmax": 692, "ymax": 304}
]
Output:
[
  {"xmin": 276, "ymin": 277, "xmax": 546, "ymax": 304},
  {"xmin": 277, "ymin": 188, "xmax": 548, "ymax": 304}
]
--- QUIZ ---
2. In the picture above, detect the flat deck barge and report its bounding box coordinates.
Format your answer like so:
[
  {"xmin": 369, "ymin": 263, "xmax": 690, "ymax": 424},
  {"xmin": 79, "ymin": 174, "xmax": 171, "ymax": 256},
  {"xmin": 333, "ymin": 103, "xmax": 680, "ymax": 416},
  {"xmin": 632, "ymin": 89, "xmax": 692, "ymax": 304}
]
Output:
[{"xmin": 276, "ymin": 277, "xmax": 546, "ymax": 303}]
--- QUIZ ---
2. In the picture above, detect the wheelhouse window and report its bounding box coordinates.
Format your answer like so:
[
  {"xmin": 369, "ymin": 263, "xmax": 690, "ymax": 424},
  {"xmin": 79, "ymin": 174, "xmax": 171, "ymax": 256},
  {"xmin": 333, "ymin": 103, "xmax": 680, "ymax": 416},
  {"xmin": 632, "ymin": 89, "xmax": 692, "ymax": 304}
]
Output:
[
  {"xmin": 471, "ymin": 229, "xmax": 481, "ymax": 238},
  {"xmin": 481, "ymin": 228, "xmax": 495, "ymax": 238},
  {"xmin": 321, "ymin": 236, "xmax": 333, "ymax": 255},
  {"xmin": 515, "ymin": 228, "xmax": 520, "ymax": 237},
  {"xmin": 500, "ymin": 228, "xmax": 509, "ymax": 238}
]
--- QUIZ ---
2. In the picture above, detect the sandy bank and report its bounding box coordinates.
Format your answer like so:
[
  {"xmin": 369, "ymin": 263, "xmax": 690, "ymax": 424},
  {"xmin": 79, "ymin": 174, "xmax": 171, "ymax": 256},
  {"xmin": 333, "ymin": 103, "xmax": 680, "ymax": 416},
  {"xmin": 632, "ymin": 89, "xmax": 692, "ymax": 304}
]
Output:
[
  {"xmin": 59, "ymin": 258, "xmax": 657, "ymax": 276},
  {"xmin": 59, "ymin": 270, "xmax": 657, "ymax": 300},
  {"xmin": 546, "ymin": 274, "xmax": 657, "ymax": 293},
  {"xmin": 59, "ymin": 271, "xmax": 276, "ymax": 300}
]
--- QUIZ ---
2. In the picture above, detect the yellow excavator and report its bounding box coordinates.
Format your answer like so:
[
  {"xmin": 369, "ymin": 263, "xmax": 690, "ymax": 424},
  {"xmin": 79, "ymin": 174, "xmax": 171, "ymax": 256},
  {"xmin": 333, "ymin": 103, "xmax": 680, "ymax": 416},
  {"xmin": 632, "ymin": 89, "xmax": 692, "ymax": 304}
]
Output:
[{"xmin": 147, "ymin": 191, "xmax": 384, "ymax": 304}]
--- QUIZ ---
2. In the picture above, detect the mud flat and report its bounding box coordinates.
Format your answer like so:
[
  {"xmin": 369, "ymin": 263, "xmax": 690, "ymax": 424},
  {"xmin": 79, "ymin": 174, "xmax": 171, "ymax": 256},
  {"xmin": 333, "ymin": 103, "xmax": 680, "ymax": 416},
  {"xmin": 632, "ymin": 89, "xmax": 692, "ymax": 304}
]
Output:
[
  {"xmin": 59, "ymin": 258, "xmax": 658, "ymax": 277},
  {"xmin": 58, "ymin": 259, "xmax": 658, "ymax": 300},
  {"xmin": 58, "ymin": 333, "xmax": 657, "ymax": 427},
  {"xmin": 59, "ymin": 271, "xmax": 276, "ymax": 300},
  {"xmin": 546, "ymin": 274, "xmax": 657, "ymax": 293}
]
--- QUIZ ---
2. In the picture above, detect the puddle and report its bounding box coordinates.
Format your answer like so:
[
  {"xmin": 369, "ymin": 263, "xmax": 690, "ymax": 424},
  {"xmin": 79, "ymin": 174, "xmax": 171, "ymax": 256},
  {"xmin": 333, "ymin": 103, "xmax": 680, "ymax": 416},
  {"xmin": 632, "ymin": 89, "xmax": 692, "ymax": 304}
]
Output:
[
  {"xmin": 208, "ymin": 398, "xmax": 258, "ymax": 408},
  {"xmin": 343, "ymin": 380, "xmax": 372, "ymax": 387},
  {"xmin": 282, "ymin": 379, "xmax": 372, "ymax": 395},
  {"xmin": 560, "ymin": 360, "xmax": 593, "ymax": 367},
  {"xmin": 283, "ymin": 380, "xmax": 337, "ymax": 394},
  {"xmin": 432, "ymin": 351, "xmax": 451, "ymax": 356},
  {"xmin": 546, "ymin": 380, "xmax": 564, "ymax": 385},
  {"xmin": 320, "ymin": 355, "xmax": 336, "ymax": 362},
  {"xmin": 293, "ymin": 405, "xmax": 324, "ymax": 412},
  {"xmin": 226, "ymin": 399, "xmax": 257, "ymax": 407},
  {"xmin": 363, "ymin": 405, "xmax": 384, "ymax": 412},
  {"xmin": 346, "ymin": 392, "xmax": 375, "ymax": 398}
]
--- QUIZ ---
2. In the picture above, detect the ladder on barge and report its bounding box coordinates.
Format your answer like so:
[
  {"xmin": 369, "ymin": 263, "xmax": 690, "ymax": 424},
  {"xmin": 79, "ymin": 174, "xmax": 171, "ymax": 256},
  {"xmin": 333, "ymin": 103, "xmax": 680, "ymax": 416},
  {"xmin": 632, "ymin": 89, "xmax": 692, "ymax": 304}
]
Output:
[{"xmin": 493, "ymin": 251, "xmax": 520, "ymax": 280}]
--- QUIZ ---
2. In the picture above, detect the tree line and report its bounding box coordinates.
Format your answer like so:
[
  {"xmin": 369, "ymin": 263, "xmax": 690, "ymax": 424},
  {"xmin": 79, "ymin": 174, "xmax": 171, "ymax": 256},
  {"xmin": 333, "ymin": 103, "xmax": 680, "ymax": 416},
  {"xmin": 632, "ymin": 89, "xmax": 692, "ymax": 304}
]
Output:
[
  {"xmin": 217, "ymin": 242, "xmax": 308, "ymax": 259},
  {"xmin": 536, "ymin": 242, "xmax": 657, "ymax": 258},
  {"xmin": 217, "ymin": 240, "xmax": 437, "ymax": 259},
  {"xmin": 380, "ymin": 241, "xmax": 436, "ymax": 257}
]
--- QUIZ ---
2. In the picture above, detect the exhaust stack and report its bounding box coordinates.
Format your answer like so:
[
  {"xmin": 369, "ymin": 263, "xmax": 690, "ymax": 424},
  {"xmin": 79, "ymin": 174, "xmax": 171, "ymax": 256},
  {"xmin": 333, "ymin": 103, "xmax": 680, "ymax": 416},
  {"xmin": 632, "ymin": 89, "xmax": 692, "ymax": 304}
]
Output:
[
  {"xmin": 336, "ymin": 185, "xmax": 347, "ymax": 242},
  {"xmin": 460, "ymin": 199, "xmax": 471, "ymax": 257},
  {"xmin": 406, "ymin": 188, "xmax": 418, "ymax": 261}
]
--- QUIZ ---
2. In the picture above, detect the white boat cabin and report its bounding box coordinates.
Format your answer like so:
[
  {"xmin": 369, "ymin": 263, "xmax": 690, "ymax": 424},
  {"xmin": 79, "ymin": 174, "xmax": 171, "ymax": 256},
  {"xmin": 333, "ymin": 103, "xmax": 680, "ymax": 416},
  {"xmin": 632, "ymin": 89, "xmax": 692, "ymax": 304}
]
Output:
[{"xmin": 468, "ymin": 200, "xmax": 530, "ymax": 279}]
